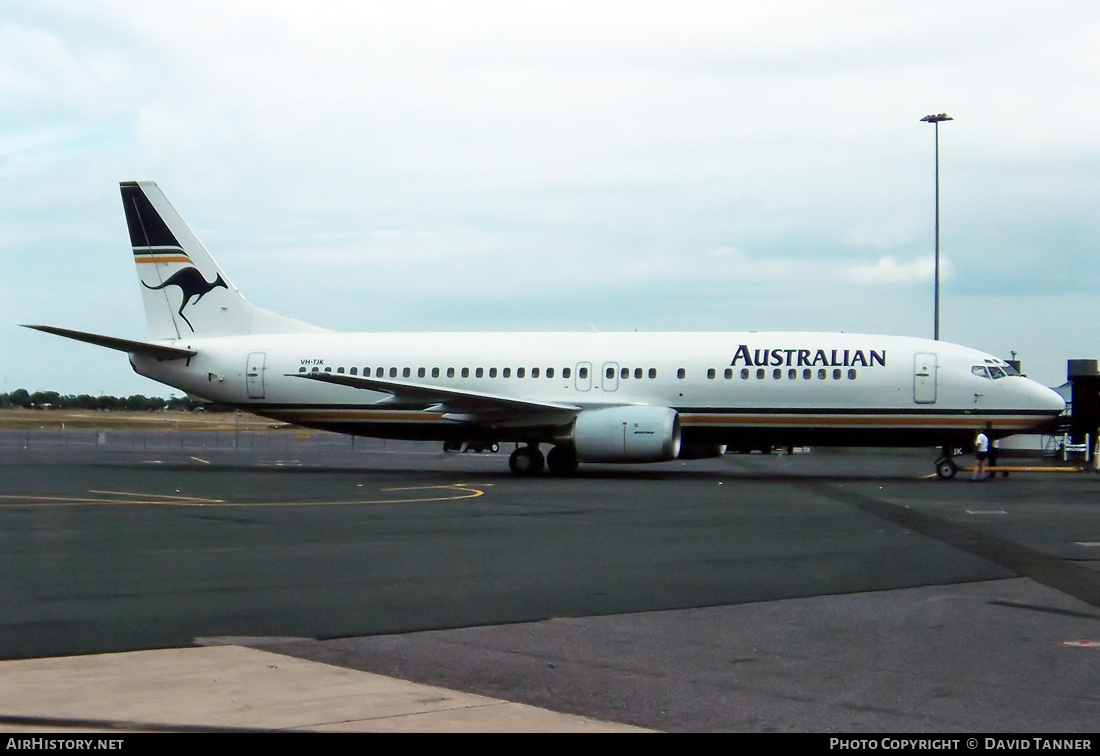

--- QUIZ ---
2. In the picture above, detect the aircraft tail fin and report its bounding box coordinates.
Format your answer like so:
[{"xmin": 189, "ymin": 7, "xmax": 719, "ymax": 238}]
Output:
[{"xmin": 121, "ymin": 181, "xmax": 326, "ymax": 340}]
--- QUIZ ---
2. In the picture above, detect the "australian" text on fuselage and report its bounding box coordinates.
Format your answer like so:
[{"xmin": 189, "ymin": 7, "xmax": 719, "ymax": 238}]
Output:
[{"xmin": 731, "ymin": 345, "xmax": 887, "ymax": 369}]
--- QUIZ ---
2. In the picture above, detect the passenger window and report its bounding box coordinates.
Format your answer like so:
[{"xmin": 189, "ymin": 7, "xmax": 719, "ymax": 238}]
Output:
[
  {"xmin": 818, "ymin": 369, "xmax": 826, "ymax": 380},
  {"xmin": 803, "ymin": 369, "xmax": 812, "ymax": 380},
  {"xmin": 312, "ymin": 367, "xmax": 319, "ymax": 372},
  {"xmin": 724, "ymin": 368, "xmax": 733, "ymax": 379},
  {"xmin": 547, "ymin": 367, "xmax": 555, "ymax": 378},
  {"xmin": 389, "ymin": 367, "xmax": 397, "ymax": 378},
  {"xmin": 634, "ymin": 368, "xmax": 642, "ymax": 379},
  {"xmin": 848, "ymin": 369, "xmax": 857, "ymax": 380},
  {"xmin": 476, "ymin": 367, "xmax": 484, "ymax": 378},
  {"xmin": 579, "ymin": 367, "xmax": 588, "ymax": 379},
  {"xmin": 298, "ymin": 367, "xmax": 306, "ymax": 373},
  {"xmin": 324, "ymin": 367, "xmax": 332, "ymax": 373},
  {"xmin": 788, "ymin": 368, "xmax": 797, "ymax": 380},
  {"xmin": 503, "ymin": 368, "xmax": 512, "ymax": 378},
  {"xmin": 337, "ymin": 367, "xmax": 345, "ymax": 374},
  {"xmin": 517, "ymin": 367, "xmax": 526, "ymax": 378},
  {"xmin": 757, "ymin": 368, "xmax": 765, "ymax": 380},
  {"xmin": 350, "ymin": 367, "xmax": 357, "ymax": 375},
  {"xmin": 432, "ymin": 367, "xmax": 440, "ymax": 378},
  {"xmin": 461, "ymin": 367, "xmax": 470, "ymax": 378},
  {"xmin": 489, "ymin": 367, "xmax": 498, "ymax": 378},
  {"xmin": 773, "ymin": 368, "xmax": 782, "ymax": 380},
  {"xmin": 418, "ymin": 367, "xmax": 426, "ymax": 378},
  {"xmin": 376, "ymin": 367, "xmax": 384, "ymax": 377},
  {"xmin": 563, "ymin": 367, "xmax": 571, "ymax": 379},
  {"xmin": 532, "ymin": 367, "xmax": 540, "ymax": 378},
  {"xmin": 833, "ymin": 369, "xmax": 841, "ymax": 380},
  {"xmin": 606, "ymin": 367, "xmax": 615, "ymax": 379},
  {"xmin": 620, "ymin": 367, "xmax": 628, "ymax": 379},
  {"xmin": 741, "ymin": 368, "xmax": 749, "ymax": 379},
  {"xmin": 447, "ymin": 367, "xmax": 455, "ymax": 378},
  {"xmin": 677, "ymin": 368, "xmax": 686, "ymax": 379},
  {"xmin": 402, "ymin": 367, "xmax": 411, "ymax": 378},
  {"xmin": 649, "ymin": 368, "xmax": 657, "ymax": 379}
]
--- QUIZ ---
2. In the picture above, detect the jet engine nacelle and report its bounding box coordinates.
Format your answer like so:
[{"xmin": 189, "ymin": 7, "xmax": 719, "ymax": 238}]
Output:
[
  {"xmin": 572, "ymin": 406, "xmax": 681, "ymax": 463},
  {"xmin": 677, "ymin": 443, "xmax": 728, "ymax": 460}
]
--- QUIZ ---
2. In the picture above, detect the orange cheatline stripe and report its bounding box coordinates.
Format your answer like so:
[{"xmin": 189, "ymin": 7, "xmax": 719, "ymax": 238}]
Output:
[
  {"xmin": 266, "ymin": 411, "xmax": 447, "ymax": 422},
  {"xmin": 680, "ymin": 414, "xmax": 1046, "ymax": 429},
  {"xmin": 135, "ymin": 255, "xmax": 191, "ymax": 264}
]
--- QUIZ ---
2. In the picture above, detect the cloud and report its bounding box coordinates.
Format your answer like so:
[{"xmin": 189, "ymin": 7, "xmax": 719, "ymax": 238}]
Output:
[{"xmin": 845, "ymin": 254, "xmax": 945, "ymax": 286}]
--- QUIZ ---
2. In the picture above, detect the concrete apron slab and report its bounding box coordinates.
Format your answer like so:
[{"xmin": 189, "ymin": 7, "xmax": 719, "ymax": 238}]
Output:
[{"xmin": 0, "ymin": 645, "xmax": 649, "ymax": 733}]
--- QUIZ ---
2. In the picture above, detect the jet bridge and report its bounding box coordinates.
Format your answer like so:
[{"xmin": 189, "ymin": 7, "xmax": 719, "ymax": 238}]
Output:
[
  {"xmin": 1066, "ymin": 359, "xmax": 1100, "ymax": 459},
  {"xmin": 993, "ymin": 359, "xmax": 1097, "ymax": 467}
]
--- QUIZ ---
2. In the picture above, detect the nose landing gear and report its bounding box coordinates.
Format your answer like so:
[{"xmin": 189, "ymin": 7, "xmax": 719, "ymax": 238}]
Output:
[{"xmin": 934, "ymin": 446, "xmax": 960, "ymax": 479}]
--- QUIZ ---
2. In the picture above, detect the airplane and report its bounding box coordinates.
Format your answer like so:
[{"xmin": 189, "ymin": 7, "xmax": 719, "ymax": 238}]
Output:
[{"xmin": 25, "ymin": 181, "xmax": 1066, "ymax": 478}]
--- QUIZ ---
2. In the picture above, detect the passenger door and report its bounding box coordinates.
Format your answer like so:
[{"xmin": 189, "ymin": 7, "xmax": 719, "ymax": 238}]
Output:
[
  {"xmin": 246, "ymin": 352, "xmax": 266, "ymax": 399},
  {"xmin": 914, "ymin": 353, "xmax": 937, "ymax": 404}
]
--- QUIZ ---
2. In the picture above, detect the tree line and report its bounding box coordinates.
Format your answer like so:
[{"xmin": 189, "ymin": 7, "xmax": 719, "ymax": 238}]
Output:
[{"xmin": 0, "ymin": 389, "xmax": 231, "ymax": 412}]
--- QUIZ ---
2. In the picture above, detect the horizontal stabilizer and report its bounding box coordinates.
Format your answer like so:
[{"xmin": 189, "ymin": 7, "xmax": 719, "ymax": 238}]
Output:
[
  {"xmin": 289, "ymin": 371, "xmax": 581, "ymax": 421},
  {"xmin": 23, "ymin": 325, "xmax": 196, "ymax": 360}
]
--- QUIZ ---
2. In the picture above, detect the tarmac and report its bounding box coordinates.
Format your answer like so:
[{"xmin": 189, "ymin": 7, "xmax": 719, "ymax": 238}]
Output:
[{"xmin": 2, "ymin": 429, "xmax": 1099, "ymax": 733}]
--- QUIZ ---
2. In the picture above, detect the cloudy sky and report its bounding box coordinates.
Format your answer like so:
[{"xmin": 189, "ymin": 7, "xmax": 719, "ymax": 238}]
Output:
[{"xmin": 3, "ymin": 0, "xmax": 1098, "ymax": 395}]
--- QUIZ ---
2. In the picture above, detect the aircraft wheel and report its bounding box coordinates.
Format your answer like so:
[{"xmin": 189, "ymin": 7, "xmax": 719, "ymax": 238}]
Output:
[
  {"xmin": 935, "ymin": 457, "xmax": 958, "ymax": 480},
  {"xmin": 546, "ymin": 445, "xmax": 579, "ymax": 475},
  {"xmin": 508, "ymin": 446, "xmax": 545, "ymax": 476}
]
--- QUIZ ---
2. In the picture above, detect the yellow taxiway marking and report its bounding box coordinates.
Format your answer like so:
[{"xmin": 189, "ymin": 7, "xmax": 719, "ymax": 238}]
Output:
[
  {"xmin": 251, "ymin": 483, "xmax": 489, "ymax": 507},
  {"xmin": 0, "ymin": 484, "xmax": 487, "ymax": 508},
  {"xmin": 960, "ymin": 465, "xmax": 1087, "ymax": 473},
  {"xmin": 0, "ymin": 492, "xmax": 223, "ymax": 507},
  {"xmin": 921, "ymin": 465, "xmax": 1087, "ymax": 479},
  {"xmin": 89, "ymin": 489, "xmax": 225, "ymax": 503}
]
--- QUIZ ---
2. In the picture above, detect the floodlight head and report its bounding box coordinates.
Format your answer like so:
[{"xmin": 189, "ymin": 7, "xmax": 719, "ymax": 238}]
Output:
[{"xmin": 921, "ymin": 113, "xmax": 954, "ymax": 123}]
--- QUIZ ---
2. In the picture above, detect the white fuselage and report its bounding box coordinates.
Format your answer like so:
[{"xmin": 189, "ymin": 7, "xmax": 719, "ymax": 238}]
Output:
[{"xmin": 132, "ymin": 330, "xmax": 1065, "ymax": 450}]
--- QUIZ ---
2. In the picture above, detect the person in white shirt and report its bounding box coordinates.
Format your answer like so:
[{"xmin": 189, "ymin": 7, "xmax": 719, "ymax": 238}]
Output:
[{"xmin": 973, "ymin": 429, "xmax": 990, "ymax": 481}]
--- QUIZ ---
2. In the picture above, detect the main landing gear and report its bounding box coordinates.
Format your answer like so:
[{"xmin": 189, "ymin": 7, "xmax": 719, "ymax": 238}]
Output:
[
  {"xmin": 934, "ymin": 445, "xmax": 959, "ymax": 479},
  {"xmin": 508, "ymin": 445, "xmax": 544, "ymax": 476},
  {"xmin": 508, "ymin": 444, "xmax": 579, "ymax": 476}
]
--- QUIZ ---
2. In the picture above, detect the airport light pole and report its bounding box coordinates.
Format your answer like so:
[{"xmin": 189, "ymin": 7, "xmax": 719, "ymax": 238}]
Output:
[{"xmin": 921, "ymin": 113, "xmax": 952, "ymax": 340}]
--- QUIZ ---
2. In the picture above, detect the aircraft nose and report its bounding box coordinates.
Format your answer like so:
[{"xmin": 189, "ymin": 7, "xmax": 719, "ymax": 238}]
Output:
[{"xmin": 1032, "ymin": 381, "xmax": 1066, "ymax": 414}]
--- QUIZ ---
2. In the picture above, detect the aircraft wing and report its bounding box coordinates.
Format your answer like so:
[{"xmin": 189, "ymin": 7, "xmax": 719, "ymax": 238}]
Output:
[
  {"xmin": 22, "ymin": 325, "xmax": 196, "ymax": 360},
  {"xmin": 288, "ymin": 371, "xmax": 582, "ymax": 424}
]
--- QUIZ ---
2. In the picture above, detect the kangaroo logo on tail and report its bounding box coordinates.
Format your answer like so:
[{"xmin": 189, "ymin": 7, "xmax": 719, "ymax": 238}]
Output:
[{"xmin": 143, "ymin": 267, "xmax": 228, "ymax": 332}]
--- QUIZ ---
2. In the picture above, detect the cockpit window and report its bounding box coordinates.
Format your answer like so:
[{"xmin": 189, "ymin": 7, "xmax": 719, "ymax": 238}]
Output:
[
  {"xmin": 973, "ymin": 364, "xmax": 1015, "ymax": 379},
  {"xmin": 982, "ymin": 358, "xmax": 1021, "ymax": 377}
]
